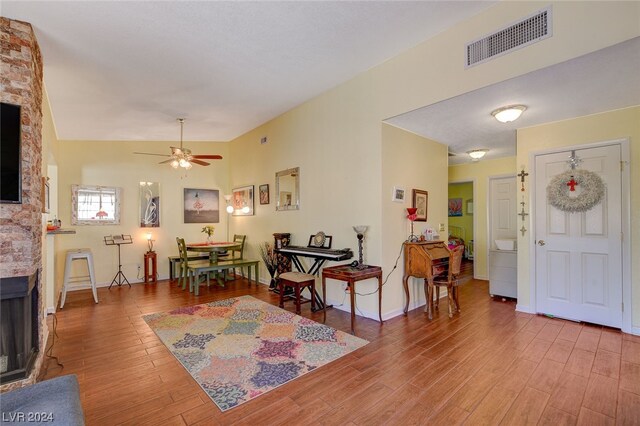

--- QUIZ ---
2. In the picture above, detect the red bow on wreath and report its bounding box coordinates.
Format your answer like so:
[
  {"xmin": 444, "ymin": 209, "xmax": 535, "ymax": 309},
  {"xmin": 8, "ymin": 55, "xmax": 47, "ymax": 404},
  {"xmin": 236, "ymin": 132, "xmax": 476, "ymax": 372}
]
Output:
[{"xmin": 566, "ymin": 176, "xmax": 579, "ymax": 192}]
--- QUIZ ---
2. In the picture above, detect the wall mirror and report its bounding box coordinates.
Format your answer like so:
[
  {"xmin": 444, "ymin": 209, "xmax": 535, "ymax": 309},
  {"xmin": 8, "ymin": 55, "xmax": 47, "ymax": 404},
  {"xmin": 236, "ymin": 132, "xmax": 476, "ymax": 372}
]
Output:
[
  {"xmin": 72, "ymin": 184, "xmax": 121, "ymax": 225},
  {"xmin": 275, "ymin": 167, "xmax": 300, "ymax": 211}
]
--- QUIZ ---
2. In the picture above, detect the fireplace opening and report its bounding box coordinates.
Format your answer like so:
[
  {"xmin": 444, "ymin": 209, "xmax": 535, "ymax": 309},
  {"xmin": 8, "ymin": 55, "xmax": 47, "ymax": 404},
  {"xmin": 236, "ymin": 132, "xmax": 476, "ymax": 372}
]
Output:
[{"xmin": 0, "ymin": 272, "xmax": 39, "ymax": 384}]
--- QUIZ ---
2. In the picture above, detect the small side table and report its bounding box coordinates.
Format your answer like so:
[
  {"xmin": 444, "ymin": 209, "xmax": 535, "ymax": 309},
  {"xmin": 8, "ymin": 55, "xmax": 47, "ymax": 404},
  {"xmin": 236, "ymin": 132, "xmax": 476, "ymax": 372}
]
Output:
[
  {"xmin": 144, "ymin": 251, "xmax": 157, "ymax": 284},
  {"xmin": 321, "ymin": 264, "xmax": 383, "ymax": 334}
]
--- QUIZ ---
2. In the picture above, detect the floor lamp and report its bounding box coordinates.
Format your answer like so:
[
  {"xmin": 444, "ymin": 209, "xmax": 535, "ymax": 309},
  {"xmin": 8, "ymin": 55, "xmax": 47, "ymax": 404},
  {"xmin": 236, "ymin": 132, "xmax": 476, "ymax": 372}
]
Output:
[{"xmin": 224, "ymin": 195, "xmax": 234, "ymax": 241}]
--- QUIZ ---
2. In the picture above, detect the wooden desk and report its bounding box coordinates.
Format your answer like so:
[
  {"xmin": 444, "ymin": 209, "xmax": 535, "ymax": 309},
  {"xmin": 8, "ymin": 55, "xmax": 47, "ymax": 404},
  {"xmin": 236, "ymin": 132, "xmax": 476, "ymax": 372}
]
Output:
[
  {"xmin": 402, "ymin": 241, "xmax": 450, "ymax": 320},
  {"xmin": 322, "ymin": 264, "xmax": 383, "ymax": 334}
]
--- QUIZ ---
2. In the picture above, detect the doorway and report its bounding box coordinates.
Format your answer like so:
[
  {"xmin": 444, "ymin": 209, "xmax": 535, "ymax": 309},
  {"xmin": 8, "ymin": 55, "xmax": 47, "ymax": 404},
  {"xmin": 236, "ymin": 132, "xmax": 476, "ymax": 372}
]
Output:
[
  {"xmin": 448, "ymin": 182, "xmax": 474, "ymax": 280},
  {"xmin": 534, "ymin": 143, "xmax": 623, "ymax": 328}
]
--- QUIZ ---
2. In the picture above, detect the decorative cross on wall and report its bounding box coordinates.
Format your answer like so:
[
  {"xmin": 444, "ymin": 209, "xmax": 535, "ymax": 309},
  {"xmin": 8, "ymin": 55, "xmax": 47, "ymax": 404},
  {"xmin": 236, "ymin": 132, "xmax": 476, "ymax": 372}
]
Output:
[
  {"xmin": 517, "ymin": 168, "xmax": 529, "ymax": 192},
  {"xmin": 518, "ymin": 201, "xmax": 529, "ymax": 221}
]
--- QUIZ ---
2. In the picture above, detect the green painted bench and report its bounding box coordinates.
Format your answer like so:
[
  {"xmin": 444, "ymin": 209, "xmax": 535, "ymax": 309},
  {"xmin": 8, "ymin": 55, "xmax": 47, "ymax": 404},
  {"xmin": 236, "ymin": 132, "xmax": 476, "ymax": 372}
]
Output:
[
  {"xmin": 168, "ymin": 253, "xmax": 210, "ymax": 280},
  {"xmin": 189, "ymin": 258, "xmax": 260, "ymax": 295}
]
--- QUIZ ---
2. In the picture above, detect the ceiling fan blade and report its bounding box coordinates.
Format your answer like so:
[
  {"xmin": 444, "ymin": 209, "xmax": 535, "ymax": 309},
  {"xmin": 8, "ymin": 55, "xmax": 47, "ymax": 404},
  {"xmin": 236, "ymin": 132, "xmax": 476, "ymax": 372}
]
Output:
[
  {"xmin": 192, "ymin": 155, "xmax": 223, "ymax": 160},
  {"xmin": 134, "ymin": 152, "xmax": 171, "ymax": 157},
  {"xmin": 190, "ymin": 159, "xmax": 210, "ymax": 166},
  {"xmin": 158, "ymin": 159, "xmax": 175, "ymax": 164}
]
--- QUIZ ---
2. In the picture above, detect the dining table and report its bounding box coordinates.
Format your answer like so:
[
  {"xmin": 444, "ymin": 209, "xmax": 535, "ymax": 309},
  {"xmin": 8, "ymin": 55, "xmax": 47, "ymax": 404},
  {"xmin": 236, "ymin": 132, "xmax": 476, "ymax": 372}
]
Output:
[
  {"xmin": 185, "ymin": 241, "xmax": 242, "ymax": 286},
  {"xmin": 186, "ymin": 241, "xmax": 242, "ymax": 263}
]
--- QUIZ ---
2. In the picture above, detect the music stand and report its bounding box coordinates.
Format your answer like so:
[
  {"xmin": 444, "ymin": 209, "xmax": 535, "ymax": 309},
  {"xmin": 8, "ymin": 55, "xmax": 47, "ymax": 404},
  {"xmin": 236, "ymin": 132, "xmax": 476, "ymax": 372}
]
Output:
[{"xmin": 104, "ymin": 234, "xmax": 133, "ymax": 288}]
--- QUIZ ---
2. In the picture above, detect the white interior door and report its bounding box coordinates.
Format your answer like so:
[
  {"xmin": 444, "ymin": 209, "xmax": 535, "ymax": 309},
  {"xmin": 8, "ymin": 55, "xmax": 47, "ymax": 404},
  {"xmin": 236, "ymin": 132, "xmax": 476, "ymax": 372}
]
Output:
[
  {"xmin": 534, "ymin": 144, "xmax": 622, "ymax": 327},
  {"xmin": 489, "ymin": 176, "xmax": 518, "ymax": 248}
]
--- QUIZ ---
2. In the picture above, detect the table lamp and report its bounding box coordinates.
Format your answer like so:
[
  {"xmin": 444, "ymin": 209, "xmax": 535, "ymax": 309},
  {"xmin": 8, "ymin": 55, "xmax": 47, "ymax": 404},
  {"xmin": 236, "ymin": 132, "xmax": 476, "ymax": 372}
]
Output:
[
  {"xmin": 352, "ymin": 225, "xmax": 368, "ymax": 269},
  {"xmin": 146, "ymin": 232, "xmax": 155, "ymax": 252}
]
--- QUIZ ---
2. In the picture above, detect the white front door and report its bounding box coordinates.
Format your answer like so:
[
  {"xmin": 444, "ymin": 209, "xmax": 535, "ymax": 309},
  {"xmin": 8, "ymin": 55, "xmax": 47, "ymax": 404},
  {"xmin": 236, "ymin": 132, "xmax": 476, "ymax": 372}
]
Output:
[{"xmin": 534, "ymin": 144, "xmax": 622, "ymax": 327}]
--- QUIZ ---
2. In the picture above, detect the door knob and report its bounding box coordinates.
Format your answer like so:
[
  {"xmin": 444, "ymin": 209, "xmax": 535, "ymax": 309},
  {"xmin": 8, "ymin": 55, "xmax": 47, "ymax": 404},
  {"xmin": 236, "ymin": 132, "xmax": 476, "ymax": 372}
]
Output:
[{"xmin": 538, "ymin": 240, "xmax": 546, "ymax": 246}]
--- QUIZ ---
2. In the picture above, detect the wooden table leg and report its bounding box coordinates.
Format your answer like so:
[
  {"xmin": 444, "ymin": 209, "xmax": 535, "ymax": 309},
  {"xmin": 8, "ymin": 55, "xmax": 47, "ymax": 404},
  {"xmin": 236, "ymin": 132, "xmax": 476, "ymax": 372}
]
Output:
[
  {"xmin": 377, "ymin": 273, "xmax": 383, "ymax": 324},
  {"xmin": 403, "ymin": 275, "xmax": 410, "ymax": 315},
  {"xmin": 322, "ymin": 275, "xmax": 327, "ymax": 324},
  {"xmin": 349, "ymin": 279, "xmax": 355, "ymax": 334}
]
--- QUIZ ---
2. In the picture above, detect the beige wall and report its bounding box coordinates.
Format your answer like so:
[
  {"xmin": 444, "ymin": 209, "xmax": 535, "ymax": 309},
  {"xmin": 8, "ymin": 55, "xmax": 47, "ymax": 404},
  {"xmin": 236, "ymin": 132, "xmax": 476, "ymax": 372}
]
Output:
[
  {"xmin": 516, "ymin": 106, "xmax": 640, "ymax": 329},
  {"xmin": 225, "ymin": 1, "xmax": 638, "ymax": 319},
  {"xmin": 449, "ymin": 157, "xmax": 517, "ymax": 279},
  {"xmin": 43, "ymin": 2, "xmax": 640, "ymax": 323},
  {"xmin": 381, "ymin": 124, "xmax": 448, "ymax": 316},
  {"xmin": 55, "ymin": 140, "xmax": 229, "ymax": 290},
  {"xmin": 41, "ymin": 88, "xmax": 60, "ymax": 308}
]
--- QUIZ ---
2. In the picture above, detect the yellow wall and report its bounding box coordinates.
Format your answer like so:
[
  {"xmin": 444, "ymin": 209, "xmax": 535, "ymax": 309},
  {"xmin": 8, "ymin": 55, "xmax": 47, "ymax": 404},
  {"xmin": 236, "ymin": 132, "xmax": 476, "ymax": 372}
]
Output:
[
  {"xmin": 55, "ymin": 140, "xmax": 229, "ymax": 288},
  {"xmin": 42, "ymin": 88, "xmax": 59, "ymax": 309},
  {"xmin": 44, "ymin": 1, "xmax": 640, "ymax": 322},
  {"xmin": 224, "ymin": 1, "xmax": 638, "ymax": 319},
  {"xmin": 516, "ymin": 106, "xmax": 640, "ymax": 328},
  {"xmin": 448, "ymin": 157, "xmax": 517, "ymax": 279},
  {"xmin": 381, "ymin": 124, "xmax": 448, "ymax": 316}
]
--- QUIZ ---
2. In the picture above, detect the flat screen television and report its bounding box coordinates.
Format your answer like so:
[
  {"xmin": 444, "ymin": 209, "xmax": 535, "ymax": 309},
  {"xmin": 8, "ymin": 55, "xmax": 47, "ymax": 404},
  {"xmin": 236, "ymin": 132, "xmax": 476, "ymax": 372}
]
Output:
[{"xmin": 1, "ymin": 102, "xmax": 22, "ymax": 203}]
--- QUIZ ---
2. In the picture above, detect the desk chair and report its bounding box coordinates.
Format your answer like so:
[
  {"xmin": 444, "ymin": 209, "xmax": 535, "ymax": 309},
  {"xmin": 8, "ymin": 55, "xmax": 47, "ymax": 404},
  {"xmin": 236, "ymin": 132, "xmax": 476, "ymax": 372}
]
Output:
[{"xmin": 433, "ymin": 245, "xmax": 465, "ymax": 318}]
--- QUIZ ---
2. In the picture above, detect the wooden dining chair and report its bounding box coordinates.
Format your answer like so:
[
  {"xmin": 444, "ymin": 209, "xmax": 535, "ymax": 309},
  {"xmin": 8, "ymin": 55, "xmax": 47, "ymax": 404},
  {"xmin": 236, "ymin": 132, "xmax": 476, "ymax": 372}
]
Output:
[
  {"xmin": 176, "ymin": 237, "xmax": 211, "ymax": 292},
  {"xmin": 433, "ymin": 245, "xmax": 465, "ymax": 318},
  {"xmin": 219, "ymin": 234, "xmax": 246, "ymax": 279}
]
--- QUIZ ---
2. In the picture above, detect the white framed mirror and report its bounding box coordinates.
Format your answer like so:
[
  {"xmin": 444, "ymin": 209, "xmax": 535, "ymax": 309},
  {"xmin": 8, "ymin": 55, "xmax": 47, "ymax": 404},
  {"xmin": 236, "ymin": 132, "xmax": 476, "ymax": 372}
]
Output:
[
  {"xmin": 275, "ymin": 167, "xmax": 300, "ymax": 211},
  {"xmin": 71, "ymin": 184, "xmax": 121, "ymax": 225}
]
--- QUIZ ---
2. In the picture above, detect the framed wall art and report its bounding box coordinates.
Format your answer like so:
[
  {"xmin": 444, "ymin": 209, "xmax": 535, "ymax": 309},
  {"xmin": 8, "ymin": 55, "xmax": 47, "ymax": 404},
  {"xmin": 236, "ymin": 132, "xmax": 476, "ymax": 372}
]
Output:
[
  {"xmin": 412, "ymin": 189, "xmax": 428, "ymax": 222},
  {"xmin": 259, "ymin": 184, "xmax": 269, "ymax": 205},
  {"xmin": 232, "ymin": 185, "xmax": 254, "ymax": 216},
  {"xmin": 183, "ymin": 188, "xmax": 219, "ymax": 223},
  {"xmin": 139, "ymin": 182, "xmax": 160, "ymax": 227},
  {"xmin": 41, "ymin": 177, "xmax": 50, "ymax": 213},
  {"xmin": 448, "ymin": 198, "xmax": 463, "ymax": 217},
  {"xmin": 392, "ymin": 186, "xmax": 405, "ymax": 202}
]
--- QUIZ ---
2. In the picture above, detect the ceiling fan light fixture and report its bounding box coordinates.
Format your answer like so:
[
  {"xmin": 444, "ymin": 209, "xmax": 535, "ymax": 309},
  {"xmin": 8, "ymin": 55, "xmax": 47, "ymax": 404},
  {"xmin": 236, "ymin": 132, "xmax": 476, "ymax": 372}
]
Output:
[
  {"xmin": 467, "ymin": 149, "xmax": 488, "ymax": 161},
  {"xmin": 491, "ymin": 105, "xmax": 526, "ymax": 123},
  {"xmin": 171, "ymin": 159, "xmax": 179, "ymax": 169},
  {"xmin": 179, "ymin": 158, "xmax": 190, "ymax": 168}
]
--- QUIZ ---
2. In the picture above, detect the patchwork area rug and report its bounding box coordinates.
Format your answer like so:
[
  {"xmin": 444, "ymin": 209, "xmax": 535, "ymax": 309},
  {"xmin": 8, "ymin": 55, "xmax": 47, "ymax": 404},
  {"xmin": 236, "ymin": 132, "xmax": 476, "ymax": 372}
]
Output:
[{"xmin": 143, "ymin": 295, "xmax": 368, "ymax": 411}]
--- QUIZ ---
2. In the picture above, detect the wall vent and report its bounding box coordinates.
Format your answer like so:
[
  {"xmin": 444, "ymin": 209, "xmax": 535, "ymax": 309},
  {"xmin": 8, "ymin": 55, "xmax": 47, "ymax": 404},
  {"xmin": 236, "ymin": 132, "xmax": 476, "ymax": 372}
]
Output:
[{"xmin": 466, "ymin": 6, "xmax": 552, "ymax": 68}]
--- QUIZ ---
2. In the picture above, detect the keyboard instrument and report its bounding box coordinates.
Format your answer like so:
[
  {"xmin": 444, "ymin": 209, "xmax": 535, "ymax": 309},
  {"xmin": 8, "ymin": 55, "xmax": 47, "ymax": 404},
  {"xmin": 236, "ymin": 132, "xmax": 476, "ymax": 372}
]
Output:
[{"xmin": 276, "ymin": 246, "xmax": 353, "ymax": 260}]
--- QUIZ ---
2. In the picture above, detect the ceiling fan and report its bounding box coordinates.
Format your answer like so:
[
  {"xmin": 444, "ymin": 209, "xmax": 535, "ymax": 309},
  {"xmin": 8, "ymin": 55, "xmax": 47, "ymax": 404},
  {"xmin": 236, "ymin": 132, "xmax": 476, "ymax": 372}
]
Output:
[{"xmin": 134, "ymin": 118, "xmax": 222, "ymax": 169}]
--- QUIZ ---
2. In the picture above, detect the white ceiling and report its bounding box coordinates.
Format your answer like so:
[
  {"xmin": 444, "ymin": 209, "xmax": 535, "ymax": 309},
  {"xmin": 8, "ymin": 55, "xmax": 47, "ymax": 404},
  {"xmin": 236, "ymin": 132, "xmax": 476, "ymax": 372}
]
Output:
[
  {"xmin": 3, "ymin": 0, "xmax": 497, "ymax": 142},
  {"xmin": 386, "ymin": 37, "xmax": 640, "ymax": 165}
]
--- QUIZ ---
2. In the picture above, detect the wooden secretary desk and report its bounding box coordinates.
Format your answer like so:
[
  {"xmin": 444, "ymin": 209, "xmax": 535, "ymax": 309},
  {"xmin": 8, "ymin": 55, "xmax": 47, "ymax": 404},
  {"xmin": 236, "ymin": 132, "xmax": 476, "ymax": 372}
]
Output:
[{"xmin": 402, "ymin": 241, "xmax": 450, "ymax": 319}]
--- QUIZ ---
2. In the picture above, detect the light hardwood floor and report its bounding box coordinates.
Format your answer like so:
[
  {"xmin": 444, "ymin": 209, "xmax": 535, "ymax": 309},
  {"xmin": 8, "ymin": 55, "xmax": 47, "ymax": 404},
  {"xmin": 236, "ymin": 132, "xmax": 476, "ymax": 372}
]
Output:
[{"xmin": 42, "ymin": 276, "xmax": 640, "ymax": 425}]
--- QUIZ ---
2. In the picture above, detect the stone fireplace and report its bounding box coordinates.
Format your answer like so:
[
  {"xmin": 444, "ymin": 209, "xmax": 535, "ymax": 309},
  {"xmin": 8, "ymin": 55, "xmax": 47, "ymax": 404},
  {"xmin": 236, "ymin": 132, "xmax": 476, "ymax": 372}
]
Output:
[
  {"xmin": 0, "ymin": 272, "xmax": 39, "ymax": 383},
  {"xmin": 0, "ymin": 17, "xmax": 46, "ymax": 390}
]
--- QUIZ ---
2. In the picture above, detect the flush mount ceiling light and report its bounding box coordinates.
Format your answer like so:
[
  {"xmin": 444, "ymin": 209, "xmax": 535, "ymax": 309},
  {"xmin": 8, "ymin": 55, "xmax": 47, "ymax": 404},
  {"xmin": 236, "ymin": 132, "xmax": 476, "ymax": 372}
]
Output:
[
  {"xmin": 491, "ymin": 105, "xmax": 527, "ymax": 123},
  {"xmin": 467, "ymin": 149, "xmax": 488, "ymax": 161}
]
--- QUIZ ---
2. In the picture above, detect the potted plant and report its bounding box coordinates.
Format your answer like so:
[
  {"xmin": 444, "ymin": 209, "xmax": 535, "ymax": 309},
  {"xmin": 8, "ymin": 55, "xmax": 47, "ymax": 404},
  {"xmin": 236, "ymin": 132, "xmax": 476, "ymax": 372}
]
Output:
[
  {"xmin": 258, "ymin": 242, "xmax": 279, "ymax": 289},
  {"xmin": 201, "ymin": 225, "xmax": 215, "ymax": 243}
]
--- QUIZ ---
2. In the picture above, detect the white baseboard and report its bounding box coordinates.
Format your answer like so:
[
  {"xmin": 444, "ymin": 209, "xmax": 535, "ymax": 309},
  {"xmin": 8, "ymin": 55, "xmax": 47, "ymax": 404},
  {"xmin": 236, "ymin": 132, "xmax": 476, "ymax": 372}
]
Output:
[
  {"xmin": 515, "ymin": 304, "xmax": 535, "ymax": 314},
  {"xmin": 630, "ymin": 326, "xmax": 640, "ymax": 336}
]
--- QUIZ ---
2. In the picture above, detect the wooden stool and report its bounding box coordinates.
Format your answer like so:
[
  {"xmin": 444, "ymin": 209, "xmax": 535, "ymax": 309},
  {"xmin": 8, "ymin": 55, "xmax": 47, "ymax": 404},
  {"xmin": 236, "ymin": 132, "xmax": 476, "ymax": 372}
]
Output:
[{"xmin": 278, "ymin": 272, "xmax": 316, "ymax": 314}]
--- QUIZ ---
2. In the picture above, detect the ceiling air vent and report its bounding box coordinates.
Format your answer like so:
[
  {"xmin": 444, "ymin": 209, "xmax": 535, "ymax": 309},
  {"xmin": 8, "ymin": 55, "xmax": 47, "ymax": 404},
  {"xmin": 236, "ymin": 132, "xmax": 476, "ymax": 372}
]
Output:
[{"xmin": 466, "ymin": 6, "xmax": 552, "ymax": 68}]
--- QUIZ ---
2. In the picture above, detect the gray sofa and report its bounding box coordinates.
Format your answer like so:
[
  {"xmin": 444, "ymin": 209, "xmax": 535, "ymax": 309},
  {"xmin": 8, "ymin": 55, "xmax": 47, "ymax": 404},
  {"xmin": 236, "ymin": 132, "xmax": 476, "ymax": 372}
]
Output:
[{"xmin": 1, "ymin": 374, "xmax": 84, "ymax": 425}]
